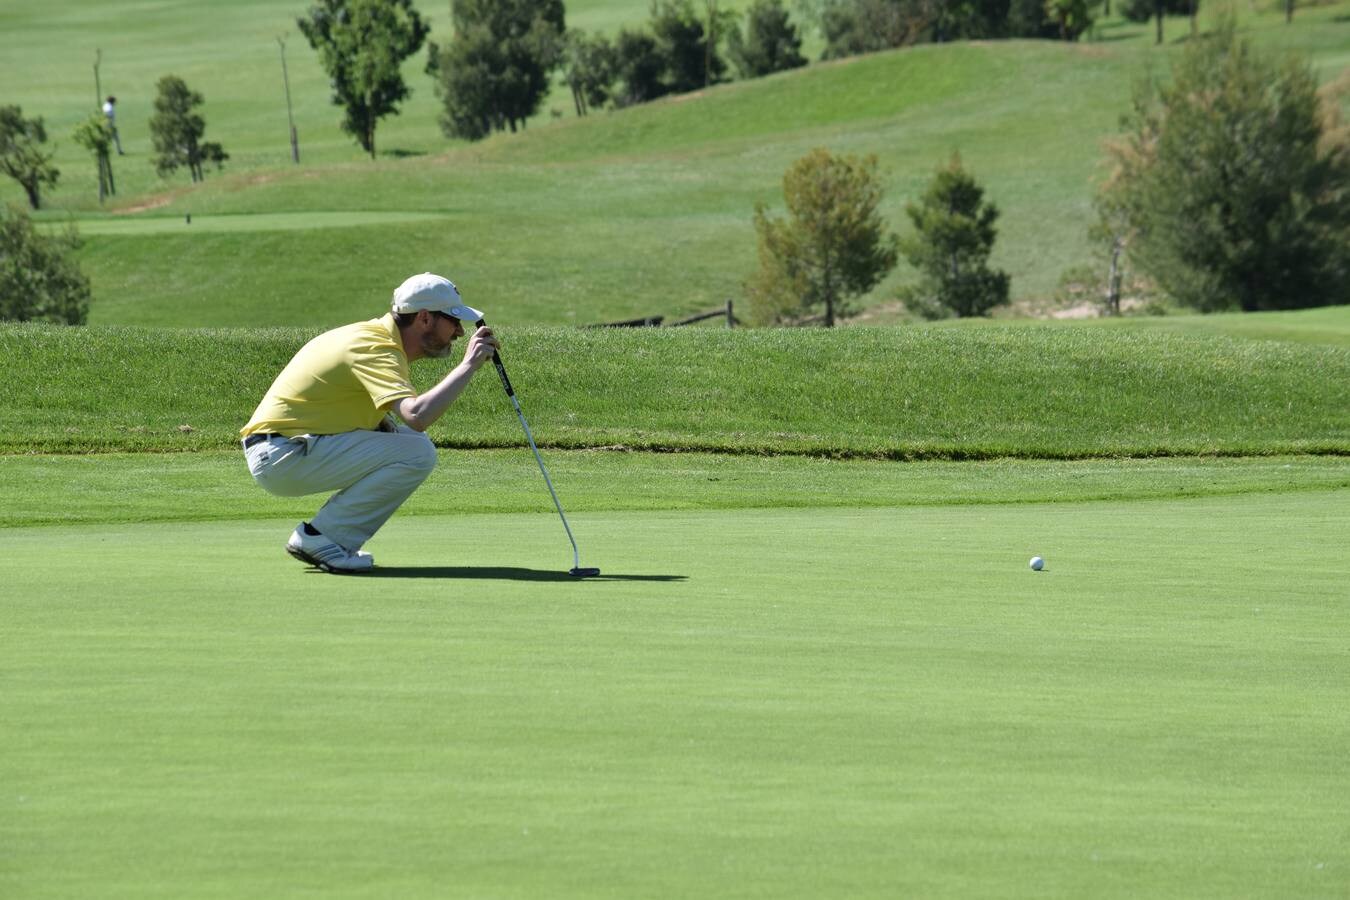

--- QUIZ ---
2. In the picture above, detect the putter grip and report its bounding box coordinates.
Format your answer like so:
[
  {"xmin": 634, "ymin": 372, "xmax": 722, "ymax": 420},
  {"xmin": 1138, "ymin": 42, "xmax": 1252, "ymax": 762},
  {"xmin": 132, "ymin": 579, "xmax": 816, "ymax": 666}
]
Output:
[{"xmin": 475, "ymin": 318, "xmax": 514, "ymax": 397}]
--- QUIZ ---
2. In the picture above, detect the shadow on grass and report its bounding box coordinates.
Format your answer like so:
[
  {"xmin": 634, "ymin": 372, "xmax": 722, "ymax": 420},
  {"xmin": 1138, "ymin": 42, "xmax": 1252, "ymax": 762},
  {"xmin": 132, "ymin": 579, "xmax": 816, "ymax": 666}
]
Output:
[{"xmin": 366, "ymin": 566, "xmax": 687, "ymax": 582}]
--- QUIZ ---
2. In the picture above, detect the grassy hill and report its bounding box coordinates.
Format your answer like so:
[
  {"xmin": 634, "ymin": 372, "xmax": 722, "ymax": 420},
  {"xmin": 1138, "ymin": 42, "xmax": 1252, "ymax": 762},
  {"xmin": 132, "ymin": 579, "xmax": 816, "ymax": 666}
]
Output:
[
  {"xmin": 3, "ymin": 319, "xmax": 1346, "ymax": 457},
  {"xmin": 5, "ymin": 0, "xmax": 1347, "ymax": 327}
]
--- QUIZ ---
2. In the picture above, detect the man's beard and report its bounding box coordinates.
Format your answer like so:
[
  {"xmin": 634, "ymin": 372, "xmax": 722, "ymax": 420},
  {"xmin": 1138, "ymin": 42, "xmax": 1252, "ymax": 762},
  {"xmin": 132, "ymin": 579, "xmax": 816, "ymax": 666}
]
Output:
[{"xmin": 423, "ymin": 335, "xmax": 453, "ymax": 359}]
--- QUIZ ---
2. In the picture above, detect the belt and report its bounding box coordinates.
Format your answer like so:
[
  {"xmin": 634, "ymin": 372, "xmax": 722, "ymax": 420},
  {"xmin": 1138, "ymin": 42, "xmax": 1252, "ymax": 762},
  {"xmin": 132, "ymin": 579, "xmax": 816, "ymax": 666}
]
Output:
[{"xmin": 242, "ymin": 432, "xmax": 281, "ymax": 449}]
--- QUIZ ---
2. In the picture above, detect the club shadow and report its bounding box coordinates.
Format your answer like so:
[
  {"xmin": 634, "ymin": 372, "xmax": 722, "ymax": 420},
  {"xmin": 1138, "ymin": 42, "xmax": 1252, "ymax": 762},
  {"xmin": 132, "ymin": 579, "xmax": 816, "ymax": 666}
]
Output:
[{"xmin": 367, "ymin": 566, "xmax": 687, "ymax": 582}]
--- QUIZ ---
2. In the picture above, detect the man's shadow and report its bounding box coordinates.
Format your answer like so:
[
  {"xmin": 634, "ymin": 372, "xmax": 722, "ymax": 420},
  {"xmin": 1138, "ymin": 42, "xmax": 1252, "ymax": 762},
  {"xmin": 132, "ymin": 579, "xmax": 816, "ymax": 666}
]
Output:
[{"xmin": 368, "ymin": 566, "xmax": 686, "ymax": 582}]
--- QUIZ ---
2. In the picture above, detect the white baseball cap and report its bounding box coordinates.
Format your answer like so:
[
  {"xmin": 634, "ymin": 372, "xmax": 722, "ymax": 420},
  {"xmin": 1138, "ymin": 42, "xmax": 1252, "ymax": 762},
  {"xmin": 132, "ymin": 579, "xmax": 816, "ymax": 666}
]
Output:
[{"xmin": 391, "ymin": 272, "xmax": 484, "ymax": 322}]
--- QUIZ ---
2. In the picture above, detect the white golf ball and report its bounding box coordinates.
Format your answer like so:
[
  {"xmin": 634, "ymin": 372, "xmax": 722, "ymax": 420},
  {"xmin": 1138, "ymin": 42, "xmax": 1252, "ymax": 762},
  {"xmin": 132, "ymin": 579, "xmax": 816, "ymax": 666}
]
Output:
[{"xmin": 1029, "ymin": 556, "xmax": 1044, "ymax": 571}]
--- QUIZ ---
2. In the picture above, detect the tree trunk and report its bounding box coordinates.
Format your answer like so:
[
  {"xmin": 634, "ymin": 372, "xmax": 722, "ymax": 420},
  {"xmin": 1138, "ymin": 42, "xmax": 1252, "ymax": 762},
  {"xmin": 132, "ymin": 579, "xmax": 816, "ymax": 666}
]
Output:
[
  {"xmin": 1106, "ymin": 237, "xmax": 1123, "ymax": 316},
  {"xmin": 366, "ymin": 95, "xmax": 376, "ymax": 160},
  {"xmin": 105, "ymin": 152, "xmax": 115, "ymax": 196},
  {"xmin": 1155, "ymin": 1, "xmax": 1164, "ymax": 43},
  {"xmin": 1286, "ymin": 0, "xmax": 1294, "ymax": 22},
  {"xmin": 23, "ymin": 180, "xmax": 40, "ymax": 209},
  {"xmin": 1190, "ymin": 0, "xmax": 1198, "ymax": 35},
  {"xmin": 572, "ymin": 86, "xmax": 585, "ymax": 117},
  {"xmin": 96, "ymin": 156, "xmax": 107, "ymax": 203}
]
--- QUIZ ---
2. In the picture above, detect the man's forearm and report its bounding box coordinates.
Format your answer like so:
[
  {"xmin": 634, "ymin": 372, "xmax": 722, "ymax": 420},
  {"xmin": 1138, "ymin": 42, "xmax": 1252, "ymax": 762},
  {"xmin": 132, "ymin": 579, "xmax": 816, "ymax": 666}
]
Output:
[{"xmin": 394, "ymin": 362, "xmax": 480, "ymax": 432}]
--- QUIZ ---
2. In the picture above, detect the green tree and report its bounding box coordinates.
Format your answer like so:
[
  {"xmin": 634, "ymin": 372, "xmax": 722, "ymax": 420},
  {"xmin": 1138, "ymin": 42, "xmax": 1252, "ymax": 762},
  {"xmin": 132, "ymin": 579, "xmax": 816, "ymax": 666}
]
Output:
[
  {"xmin": 0, "ymin": 106, "xmax": 59, "ymax": 211},
  {"xmin": 747, "ymin": 148, "xmax": 899, "ymax": 327},
  {"xmin": 563, "ymin": 30, "xmax": 617, "ymax": 116},
  {"xmin": 427, "ymin": 0, "xmax": 565, "ymax": 140},
  {"xmin": 1120, "ymin": 0, "xmax": 1190, "ymax": 43},
  {"xmin": 612, "ymin": 29, "xmax": 667, "ymax": 107},
  {"xmin": 0, "ymin": 204, "xmax": 90, "ymax": 325},
  {"xmin": 149, "ymin": 76, "xmax": 228, "ymax": 182},
  {"xmin": 1102, "ymin": 24, "xmax": 1350, "ymax": 312},
  {"xmin": 898, "ymin": 154, "xmax": 1010, "ymax": 319},
  {"xmin": 1043, "ymin": 0, "xmax": 1095, "ymax": 40},
  {"xmin": 820, "ymin": 0, "xmax": 933, "ymax": 58},
  {"xmin": 298, "ymin": 0, "xmax": 430, "ymax": 158},
  {"xmin": 727, "ymin": 0, "xmax": 807, "ymax": 78},
  {"xmin": 651, "ymin": 0, "xmax": 731, "ymax": 93},
  {"xmin": 72, "ymin": 114, "xmax": 116, "ymax": 203}
]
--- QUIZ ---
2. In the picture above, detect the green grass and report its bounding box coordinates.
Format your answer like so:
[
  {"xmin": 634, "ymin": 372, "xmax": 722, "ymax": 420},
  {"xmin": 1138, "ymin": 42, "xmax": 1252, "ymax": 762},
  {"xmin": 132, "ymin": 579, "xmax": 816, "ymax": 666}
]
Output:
[
  {"xmin": 3, "ymin": 323, "xmax": 1346, "ymax": 456},
  {"xmin": 922, "ymin": 303, "xmax": 1350, "ymax": 347},
  {"xmin": 2, "ymin": 6, "xmax": 1348, "ymax": 893},
  {"xmin": 4, "ymin": 1, "xmax": 1347, "ymax": 324},
  {"xmin": 3, "ymin": 484, "xmax": 1347, "ymax": 897},
  {"xmin": 2, "ymin": 450, "xmax": 1346, "ymax": 527}
]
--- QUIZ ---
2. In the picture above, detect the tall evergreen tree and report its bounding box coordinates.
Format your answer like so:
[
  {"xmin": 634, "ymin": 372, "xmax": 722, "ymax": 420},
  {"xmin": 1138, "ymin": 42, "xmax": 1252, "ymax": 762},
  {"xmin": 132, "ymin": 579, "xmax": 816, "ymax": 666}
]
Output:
[
  {"xmin": 1102, "ymin": 23, "xmax": 1350, "ymax": 311},
  {"xmin": 898, "ymin": 154, "xmax": 1010, "ymax": 318}
]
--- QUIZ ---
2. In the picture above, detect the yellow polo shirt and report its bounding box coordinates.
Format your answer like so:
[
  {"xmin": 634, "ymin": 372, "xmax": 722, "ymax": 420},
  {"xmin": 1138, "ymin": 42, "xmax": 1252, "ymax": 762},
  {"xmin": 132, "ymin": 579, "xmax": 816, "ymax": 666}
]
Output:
[{"xmin": 241, "ymin": 314, "xmax": 416, "ymax": 437}]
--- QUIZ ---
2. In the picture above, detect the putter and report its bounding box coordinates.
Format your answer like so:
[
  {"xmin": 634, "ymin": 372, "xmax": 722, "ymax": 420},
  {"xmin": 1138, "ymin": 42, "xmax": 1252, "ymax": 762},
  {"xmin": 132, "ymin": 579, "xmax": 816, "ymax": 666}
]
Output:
[{"xmin": 475, "ymin": 319, "xmax": 600, "ymax": 578}]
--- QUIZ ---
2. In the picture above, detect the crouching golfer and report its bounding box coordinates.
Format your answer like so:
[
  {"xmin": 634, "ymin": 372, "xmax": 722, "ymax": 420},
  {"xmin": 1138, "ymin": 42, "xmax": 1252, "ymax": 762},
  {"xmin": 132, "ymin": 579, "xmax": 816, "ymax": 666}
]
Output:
[{"xmin": 241, "ymin": 273, "xmax": 498, "ymax": 573}]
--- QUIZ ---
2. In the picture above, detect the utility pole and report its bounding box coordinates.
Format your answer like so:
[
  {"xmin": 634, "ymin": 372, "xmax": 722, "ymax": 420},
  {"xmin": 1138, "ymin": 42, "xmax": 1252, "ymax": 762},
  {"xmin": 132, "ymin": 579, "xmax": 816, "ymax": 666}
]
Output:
[
  {"xmin": 94, "ymin": 49, "xmax": 102, "ymax": 109},
  {"xmin": 278, "ymin": 35, "xmax": 300, "ymax": 163}
]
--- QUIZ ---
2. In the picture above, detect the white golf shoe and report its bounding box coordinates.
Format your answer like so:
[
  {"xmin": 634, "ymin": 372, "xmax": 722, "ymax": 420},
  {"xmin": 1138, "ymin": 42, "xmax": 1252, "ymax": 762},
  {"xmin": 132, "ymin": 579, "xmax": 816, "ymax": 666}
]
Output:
[{"xmin": 285, "ymin": 524, "xmax": 375, "ymax": 574}]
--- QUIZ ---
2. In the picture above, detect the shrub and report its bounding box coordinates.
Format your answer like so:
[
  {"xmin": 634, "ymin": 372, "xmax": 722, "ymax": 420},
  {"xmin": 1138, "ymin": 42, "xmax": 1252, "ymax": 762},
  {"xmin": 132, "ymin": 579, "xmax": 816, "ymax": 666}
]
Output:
[{"xmin": 0, "ymin": 204, "xmax": 90, "ymax": 325}]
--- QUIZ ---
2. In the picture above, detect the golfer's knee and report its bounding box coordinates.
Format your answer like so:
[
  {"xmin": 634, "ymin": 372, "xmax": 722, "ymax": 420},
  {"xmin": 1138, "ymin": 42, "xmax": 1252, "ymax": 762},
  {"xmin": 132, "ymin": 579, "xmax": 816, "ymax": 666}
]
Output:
[{"xmin": 408, "ymin": 434, "xmax": 437, "ymax": 477}]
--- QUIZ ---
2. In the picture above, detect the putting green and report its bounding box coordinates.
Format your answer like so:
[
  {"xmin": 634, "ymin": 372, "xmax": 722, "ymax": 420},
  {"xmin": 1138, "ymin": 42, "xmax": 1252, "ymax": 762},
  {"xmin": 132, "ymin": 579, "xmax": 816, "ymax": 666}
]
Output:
[
  {"xmin": 41, "ymin": 211, "xmax": 453, "ymax": 236},
  {"xmin": 2, "ymin": 490, "xmax": 1346, "ymax": 898}
]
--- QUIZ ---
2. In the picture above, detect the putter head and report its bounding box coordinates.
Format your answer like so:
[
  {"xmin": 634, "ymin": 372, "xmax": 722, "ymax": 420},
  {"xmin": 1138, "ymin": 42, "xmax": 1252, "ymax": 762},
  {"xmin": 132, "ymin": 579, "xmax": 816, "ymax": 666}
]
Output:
[{"xmin": 569, "ymin": 567, "xmax": 601, "ymax": 578}]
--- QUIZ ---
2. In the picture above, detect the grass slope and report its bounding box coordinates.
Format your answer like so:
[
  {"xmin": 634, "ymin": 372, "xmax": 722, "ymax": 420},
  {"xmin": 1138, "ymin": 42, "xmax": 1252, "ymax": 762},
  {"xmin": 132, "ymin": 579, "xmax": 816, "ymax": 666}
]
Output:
[
  {"xmin": 3, "ymin": 490, "xmax": 1347, "ymax": 897},
  {"xmin": 2, "ymin": 323, "xmax": 1346, "ymax": 456},
  {"xmin": 6, "ymin": 2, "xmax": 1346, "ymax": 325},
  {"xmin": 928, "ymin": 304, "xmax": 1350, "ymax": 347},
  {"xmin": 2, "ymin": 451, "xmax": 1346, "ymax": 528}
]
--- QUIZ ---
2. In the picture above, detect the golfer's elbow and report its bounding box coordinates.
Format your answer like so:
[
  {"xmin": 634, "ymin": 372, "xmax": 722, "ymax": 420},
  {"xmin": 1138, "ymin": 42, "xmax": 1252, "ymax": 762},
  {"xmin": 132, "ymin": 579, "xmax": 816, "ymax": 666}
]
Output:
[{"xmin": 394, "ymin": 398, "xmax": 435, "ymax": 432}]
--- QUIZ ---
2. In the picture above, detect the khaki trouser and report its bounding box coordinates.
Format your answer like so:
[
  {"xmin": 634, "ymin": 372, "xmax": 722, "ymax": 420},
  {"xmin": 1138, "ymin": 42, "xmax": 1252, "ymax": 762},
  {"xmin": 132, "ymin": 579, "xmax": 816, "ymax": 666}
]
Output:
[{"xmin": 243, "ymin": 427, "xmax": 437, "ymax": 551}]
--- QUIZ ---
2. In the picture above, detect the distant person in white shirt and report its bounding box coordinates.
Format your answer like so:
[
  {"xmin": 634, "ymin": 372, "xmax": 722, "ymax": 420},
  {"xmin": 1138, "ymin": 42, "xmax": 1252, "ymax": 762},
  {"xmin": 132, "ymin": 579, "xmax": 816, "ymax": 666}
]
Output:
[{"xmin": 102, "ymin": 96, "xmax": 124, "ymax": 155}]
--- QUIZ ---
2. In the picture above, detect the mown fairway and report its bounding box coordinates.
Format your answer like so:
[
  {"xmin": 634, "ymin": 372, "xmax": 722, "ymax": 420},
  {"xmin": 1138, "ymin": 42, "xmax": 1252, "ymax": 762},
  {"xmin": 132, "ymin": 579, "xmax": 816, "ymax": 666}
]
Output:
[
  {"xmin": 3, "ymin": 1, "xmax": 1348, "ymax": 895},
  {"xmin": 2, "ymin": 471, "xmax": 1347, "ymax": 898}
]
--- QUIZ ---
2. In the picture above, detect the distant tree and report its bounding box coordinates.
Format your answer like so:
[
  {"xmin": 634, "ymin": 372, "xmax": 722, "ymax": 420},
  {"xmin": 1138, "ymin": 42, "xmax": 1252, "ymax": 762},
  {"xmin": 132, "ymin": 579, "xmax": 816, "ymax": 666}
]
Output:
[
  {"xmin": 72, "ymin": 114, "xmax": 116, "ymax": 203},
  {"xmin": 822, "ymin": 0, "xmax": 918, "ymax": 57},
  {"xmin": 727, "ymin": 0, "xmax": 807, "ymax": 78},
  {"xmin": 747, "ymin": 148, "xmax": 899, "ymax": 327},
  {"xmin": 0, "ymin": 106, "xmax": 59, "ymax": 210},
  {"xmin": 613, "ymin": 28, "xmax": 668, "ymax": 106},
  {"xmin": 898, "ymin": 153, "xmax": 1010, "ymax": 319},
  {"xmin": 1101, "ymin": 23, "xmax": 1350, "ymax": 312},
  {"xmin": 563, "ymin": 30, "xmax": 617, "ymax": 116},
  {"xmin": 1005, "ymin": 0, "xmax": 1060, "ymax": 39},
  {"xmin": 298, "ymin": 0, "xmax": 430, "ymax": 158},
  {"xmin": 1120, "ymin": 0, "xmax": 1188, "ymax": 43},
  {"xmin": 651, "ymin": 0, "xmax": 731, "ymax": 92},
  {"xmin": 1043, "ymin": 0, "xmax": 1095, "ymax": 40},
  {"xmin": 0, "ymin": 204, "xmax": 90, "ymax": 325},
  {"xmin": 149, "ymin": 76, "xmax": 228, "ymax": 182},
  {"xmin": 427, "ymin": 0, "xmax": 565, "ymax": 140}
]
